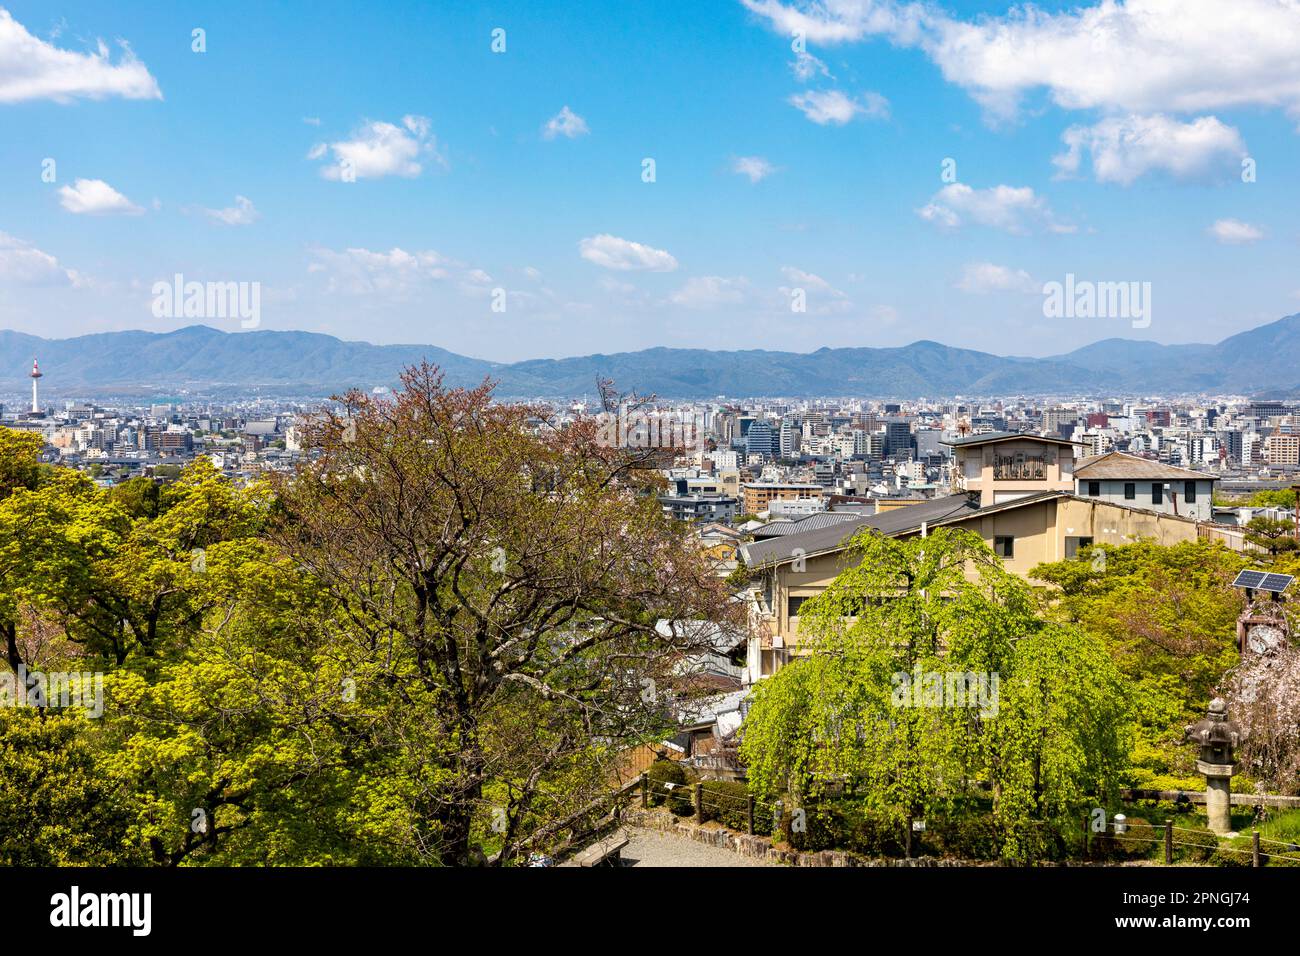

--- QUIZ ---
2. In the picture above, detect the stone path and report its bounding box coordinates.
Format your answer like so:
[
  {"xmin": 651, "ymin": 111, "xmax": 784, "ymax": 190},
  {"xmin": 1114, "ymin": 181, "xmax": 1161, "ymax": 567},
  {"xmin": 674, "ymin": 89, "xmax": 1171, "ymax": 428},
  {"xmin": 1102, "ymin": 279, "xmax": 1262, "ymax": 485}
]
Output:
[{"xmin": 616, "ymin": 827, "xmax": 773, "ymax": 867}]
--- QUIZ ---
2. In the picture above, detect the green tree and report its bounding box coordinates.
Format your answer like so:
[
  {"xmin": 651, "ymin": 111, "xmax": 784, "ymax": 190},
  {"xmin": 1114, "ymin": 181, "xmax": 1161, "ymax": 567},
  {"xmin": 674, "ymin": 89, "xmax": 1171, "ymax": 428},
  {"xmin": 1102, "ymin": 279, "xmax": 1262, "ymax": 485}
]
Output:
[
  {"xmin": 741, "ymin": 528, "xmax": 1130, "ymax": 859},
  {"xmin": 1031, "ymin": 540, "xmax": 1248, "ymax": 789},
  {"xmin": 269, "ymin": 365, "xmax": 735, "ymax": 865},
  {"xmin": 1243, "ymin": 516, "xmax": 1299, "ymax": 556}
]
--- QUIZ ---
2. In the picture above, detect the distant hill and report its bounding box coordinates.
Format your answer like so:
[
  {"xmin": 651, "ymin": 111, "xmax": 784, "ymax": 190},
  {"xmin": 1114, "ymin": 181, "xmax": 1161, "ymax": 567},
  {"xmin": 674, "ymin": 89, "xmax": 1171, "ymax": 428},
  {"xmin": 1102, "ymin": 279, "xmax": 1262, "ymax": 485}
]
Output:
[{"xmin": 3, "ymin": 314, "xmax": 1300, "ymax": 399}]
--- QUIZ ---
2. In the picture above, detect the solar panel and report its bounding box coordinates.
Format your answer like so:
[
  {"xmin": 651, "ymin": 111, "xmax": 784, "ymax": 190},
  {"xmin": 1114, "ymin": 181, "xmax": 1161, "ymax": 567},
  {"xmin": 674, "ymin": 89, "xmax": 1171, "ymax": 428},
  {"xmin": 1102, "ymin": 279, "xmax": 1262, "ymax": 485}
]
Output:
[
  {"xmin": 1232, "ymin": 569, "xmax": 1295, "ymax": 593},
  {"xmin": 1233, "ymin": 570, "xmax": 1267, "ymax": 589},
  {"xmin": 1262, "ymin": 573, "xmax": 1295, "ymax": 593}
]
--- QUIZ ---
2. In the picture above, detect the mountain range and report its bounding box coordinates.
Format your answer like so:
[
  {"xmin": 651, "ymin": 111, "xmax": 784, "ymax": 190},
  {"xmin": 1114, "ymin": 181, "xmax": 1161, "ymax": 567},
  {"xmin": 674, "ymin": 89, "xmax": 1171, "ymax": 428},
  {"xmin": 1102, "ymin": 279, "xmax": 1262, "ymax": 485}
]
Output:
[{"xmin": 2, "ymin": 313, "xmax": 1298, "ymax": 400}]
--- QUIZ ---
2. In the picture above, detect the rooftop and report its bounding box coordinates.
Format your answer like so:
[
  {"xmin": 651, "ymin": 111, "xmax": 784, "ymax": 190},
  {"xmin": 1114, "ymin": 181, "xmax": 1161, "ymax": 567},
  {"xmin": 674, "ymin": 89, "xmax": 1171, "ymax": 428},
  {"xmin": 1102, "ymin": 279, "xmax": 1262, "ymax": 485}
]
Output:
[
  {"xmin": 941, "ymin": 431, "xmax": 1086, "ymax": 448},
  {"xmin": 739, "ymin": 493, "xmax": 987, "ymax": 567},
  {"xmin": 1075, "ymin": 451, "xmax": 1217, "ymax": 482}
]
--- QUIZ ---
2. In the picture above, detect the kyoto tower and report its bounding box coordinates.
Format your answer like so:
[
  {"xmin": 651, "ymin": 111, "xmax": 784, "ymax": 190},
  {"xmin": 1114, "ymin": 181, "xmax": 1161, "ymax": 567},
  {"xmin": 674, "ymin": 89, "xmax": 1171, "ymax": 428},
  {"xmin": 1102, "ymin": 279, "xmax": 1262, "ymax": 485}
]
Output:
[{"xmin": 30, "ymin": 358, "xmax": 42, "ymax": 414}]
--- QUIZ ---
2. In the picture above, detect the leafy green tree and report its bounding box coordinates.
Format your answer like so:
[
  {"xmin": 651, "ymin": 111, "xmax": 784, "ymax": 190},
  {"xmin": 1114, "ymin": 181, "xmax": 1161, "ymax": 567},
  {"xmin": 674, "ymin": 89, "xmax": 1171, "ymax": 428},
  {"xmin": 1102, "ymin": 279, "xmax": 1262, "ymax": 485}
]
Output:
[
  {"xmin": 1248, "ymin": 489, "xmax": 1297, "ymax": 509},
  {"xmin": 1031, "ymin": 540, "xmax": 1248, "ymax": 789},
  {"xmin": 269, "ymin": 365, "xmax": 735, "ymax": 865},
  {"xmin": 741, "ymin": 528, "xmax": 1130, "ymax": 859},
  {"xmin": 0, "ymin": 709, "xmax": 143, "ymax": 865},
  {"xmin": 1243, "ymin": 516, "xmax": 1299, "ymax": 556}
]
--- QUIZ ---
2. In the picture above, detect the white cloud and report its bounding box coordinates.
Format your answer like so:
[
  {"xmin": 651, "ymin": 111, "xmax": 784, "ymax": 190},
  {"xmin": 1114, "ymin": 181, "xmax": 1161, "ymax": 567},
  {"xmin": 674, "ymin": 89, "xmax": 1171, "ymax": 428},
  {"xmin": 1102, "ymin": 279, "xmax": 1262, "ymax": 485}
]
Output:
[
  {"xmin": 780, "ymin": 266, "xmax": 842, "ymax": 295},
  {"xmin": 598, "ymin": 276, "xmax": 637, "ymax": 295},
  {"xmin": 309, "ymin": 115, "xmax": 443, "ymax": 180},
  {"xmin": 0, "ymin": 8, "xmax": 161, "ymax": 103},
  {"xmin": 200, "ymin": 195, "xmax": 260, "ymax": 226},
  {"xmin": 1207, "ymin": 218, "xmax": 1264, "ymax": 244},
  {"xmin": 58, "ymin": 178, "xmax": 142, "ymax": 215},
  {"xmin": 790, "ymin": 50, "xmax": 830, "ymax": 81},
  {"xmin": 788, "ymin": 88, "xmax": 888, "ymax": 124},
  {"xmin": 308, "ymin": 246, "xmax": 454, "ymax": 296},
  {"xmin": 956, "ymin": 262, "xmax": 1037, "ymax": 294},
  {"xmin": 1054, "ymin": 114, "xmax": 1246, "ymax": 185},
  {"xmin": 778, "ymin": 266, "xmax": 850, "ymax": 313},
  {"xmin": 543, "ymin": 105, "xmax": 589, "ymax": 140},
  {"xmin": 918, "ymin": 183, "xmax": 1068, "ymax": 235},
  {"xmin": 0, "ymin": 231, "xmax": 81, "ymax": 285},
  {"xmin": 523, "ymin": 266, "xmax": 542, "ymax": 280},
  {"xmin": 302, "ymin": 116, "xmax": 321, "ymax": 126},
  {"xmin": 743, "ymin": 0, "xmax": 1300, "ymax": 123},
  {"xmin": 741, "ymin": 0, "xmax": 927, "ymax": 44},
  {"xmin": 578, "ymin": 234, "xmax": 678, "ymax": 272},
  {"xmin": 669, "ymin": 276, "xmax": 750, "ymax": 309},
  {"xmin": 732, "ymin": 156, "xmax": 777, "ymax": 182},
  {"xmin": 868, "ymin": 304, "xmax": 899, "ymax": 324}
]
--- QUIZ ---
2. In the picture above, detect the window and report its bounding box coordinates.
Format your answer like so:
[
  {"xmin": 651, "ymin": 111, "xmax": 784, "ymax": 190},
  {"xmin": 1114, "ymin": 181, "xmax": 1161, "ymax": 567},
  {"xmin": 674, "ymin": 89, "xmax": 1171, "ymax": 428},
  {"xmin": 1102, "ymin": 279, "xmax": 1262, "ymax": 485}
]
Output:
[
  {"xmin": 1065, "ymin": 536, "xmax": 1094, "ymax": 559},
  {"xmin": 1124, "ymin": 482, "xmax": 1136, "ymax": 500},
  {"xmin": 994, "ymin": 536, "xmax": 1014, "ymax": 559},
  {"xmin": 787, "ymin": 596, "xmax": 807, "ymax": 617},
  {"xmin": 1087, "ymin": 481, "xmax": 1101, "ymax": 497},
  {"xmin": 1184, "ymin": 481, "xmax": 1197, "ymax": 503},
  {"xmin": 1151, "ymin": 483, "xmax": 1163, "ymax": 505}
]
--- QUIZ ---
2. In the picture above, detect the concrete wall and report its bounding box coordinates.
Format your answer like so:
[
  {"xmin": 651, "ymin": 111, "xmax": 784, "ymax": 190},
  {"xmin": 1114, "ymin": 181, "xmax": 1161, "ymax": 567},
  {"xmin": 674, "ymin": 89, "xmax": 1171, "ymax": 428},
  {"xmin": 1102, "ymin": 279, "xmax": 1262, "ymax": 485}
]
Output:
[{"xmin": 1074, "ymin": 478, "xmax": 1214, "ymax": 522}]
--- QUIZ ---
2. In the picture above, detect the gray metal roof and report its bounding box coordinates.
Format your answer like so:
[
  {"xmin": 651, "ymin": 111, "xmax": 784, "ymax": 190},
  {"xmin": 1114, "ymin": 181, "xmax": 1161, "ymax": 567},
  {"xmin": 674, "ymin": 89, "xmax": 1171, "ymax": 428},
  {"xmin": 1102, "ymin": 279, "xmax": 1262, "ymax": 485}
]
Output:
[
  {"xmin": 739, "ymin": 493, "xmax": 985, "ymax": 567},
  {"xmin": 751, "ymin": 511, "xmax": 864, "ymax": 539}
]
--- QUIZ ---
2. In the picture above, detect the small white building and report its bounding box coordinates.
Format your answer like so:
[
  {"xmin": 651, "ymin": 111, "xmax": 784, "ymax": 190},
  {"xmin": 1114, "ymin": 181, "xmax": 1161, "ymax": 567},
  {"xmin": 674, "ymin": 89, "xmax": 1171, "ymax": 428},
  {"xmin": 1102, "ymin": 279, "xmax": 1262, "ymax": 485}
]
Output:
[{"xmin": 1074, "ymin": 451, "xmax": 1216, "ymax": 522}]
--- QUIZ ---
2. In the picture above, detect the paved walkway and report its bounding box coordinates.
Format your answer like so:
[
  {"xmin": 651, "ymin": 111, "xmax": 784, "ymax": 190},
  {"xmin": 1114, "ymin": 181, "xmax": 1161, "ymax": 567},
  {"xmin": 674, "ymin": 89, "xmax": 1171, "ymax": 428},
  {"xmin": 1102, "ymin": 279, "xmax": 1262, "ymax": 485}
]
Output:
[{"xmin": 616, "ymin": 827, "xmax": 773, "ymax": 867}]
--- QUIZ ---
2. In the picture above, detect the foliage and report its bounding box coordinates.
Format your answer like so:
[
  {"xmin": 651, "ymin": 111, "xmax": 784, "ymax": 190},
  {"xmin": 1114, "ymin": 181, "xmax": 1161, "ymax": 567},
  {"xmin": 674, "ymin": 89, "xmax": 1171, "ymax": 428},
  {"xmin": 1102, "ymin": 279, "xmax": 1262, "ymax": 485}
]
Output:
[
  {"xmin": 741, "ymin": 528, "xmax": 1132, "ymax": 860},
  {"xmin": 1031, "ymin": 540, "xmax": 1248, "ymax": 786},
  {"xmin": 0, "ymin": 366, "xmax": 733, "ymax": 866},
  {"xmin": 1175, "ymin": 824, "xmax": 1218, "ymax": 863},
  {"xmin": 646, "ymin": 759, "xmax": 687, "ymax": 809},
  {"xmin": 1243, "ymin": 517, "xmax": 1299, "ymax": 555},
  {"xmin": 699, "ymin": 779, "xmax": 749, "ymax": 830},
  {"xmin": 0, "ymin": 709, "xmax": 141, "ymax": 865}
]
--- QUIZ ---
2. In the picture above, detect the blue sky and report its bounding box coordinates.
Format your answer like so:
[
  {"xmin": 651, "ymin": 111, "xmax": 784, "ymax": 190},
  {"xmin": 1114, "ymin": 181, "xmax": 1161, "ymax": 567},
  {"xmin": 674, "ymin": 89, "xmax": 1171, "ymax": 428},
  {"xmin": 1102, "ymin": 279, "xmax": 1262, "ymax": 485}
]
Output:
[{"xmin": 1, "ymin": 0, "xmax": 1298, "ymax": 361}]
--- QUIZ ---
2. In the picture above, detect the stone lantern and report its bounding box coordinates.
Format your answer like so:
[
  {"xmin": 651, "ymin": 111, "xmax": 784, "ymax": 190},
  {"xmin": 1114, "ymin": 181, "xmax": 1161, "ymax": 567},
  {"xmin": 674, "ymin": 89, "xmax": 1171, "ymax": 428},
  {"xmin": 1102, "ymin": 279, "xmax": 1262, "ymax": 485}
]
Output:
[{"xmin": 1185, "ymin": 698, "xmax": 1243, "ymax": 834}]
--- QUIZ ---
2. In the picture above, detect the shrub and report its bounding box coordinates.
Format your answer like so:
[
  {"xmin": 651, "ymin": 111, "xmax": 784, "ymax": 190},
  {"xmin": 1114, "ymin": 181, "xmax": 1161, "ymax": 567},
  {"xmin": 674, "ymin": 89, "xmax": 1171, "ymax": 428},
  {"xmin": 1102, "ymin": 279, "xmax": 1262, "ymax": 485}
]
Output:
[
  {"xmin": 929, "ymin": 813, "xmax": 1002, "ymax": 861},
  {"xmin": 1115, "ymin": 818, "xmax": 1158, "ymax": 859},
  {"xmin": 645, "ymin": 760, "xmax": 687, "ymax": 812},
  {"xmin": 794, "ymin": 800, "xmax": 906, "ymax": 856},
  {"xmin": 699, "ymin": 780, "xmax": 750, "ymax": 831},
  {"xmin": 1175, "ymin": 825, "xmax": 1218, "ymax": 863},
  {"xmin": 1209, "ymin": 835, "xmax": 1255, "ymax": 868},
  {"xmin": 1095, "ymin": 817, "xmax": 1158, "ymax": 861}
]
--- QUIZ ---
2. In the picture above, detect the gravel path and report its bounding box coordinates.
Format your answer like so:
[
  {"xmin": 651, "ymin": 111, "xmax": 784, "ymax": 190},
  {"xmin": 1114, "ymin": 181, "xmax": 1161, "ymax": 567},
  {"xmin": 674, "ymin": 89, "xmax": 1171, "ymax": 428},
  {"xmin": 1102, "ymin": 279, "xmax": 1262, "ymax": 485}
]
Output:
[{"xmin": 616, "ymin": 827, "xmax": 773, "ymax": 867}]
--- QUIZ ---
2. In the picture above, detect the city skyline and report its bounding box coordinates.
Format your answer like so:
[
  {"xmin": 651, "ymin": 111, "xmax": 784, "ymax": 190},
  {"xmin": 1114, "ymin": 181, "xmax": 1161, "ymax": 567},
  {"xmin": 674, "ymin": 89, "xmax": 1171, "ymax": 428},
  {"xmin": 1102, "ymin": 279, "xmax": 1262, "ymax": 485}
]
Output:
[{"xmin": 2, "ymin": 0, "xmax": 1299, "ymax": 362}]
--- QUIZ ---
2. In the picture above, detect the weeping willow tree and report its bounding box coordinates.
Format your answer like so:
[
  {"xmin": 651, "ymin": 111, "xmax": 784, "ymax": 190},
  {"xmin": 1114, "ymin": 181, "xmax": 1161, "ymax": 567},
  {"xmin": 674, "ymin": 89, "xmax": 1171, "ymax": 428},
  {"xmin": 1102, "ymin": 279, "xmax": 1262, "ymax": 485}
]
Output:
[{"xmin": 740, "ymin": 528, "xmax": 1131, "ymax": 860}]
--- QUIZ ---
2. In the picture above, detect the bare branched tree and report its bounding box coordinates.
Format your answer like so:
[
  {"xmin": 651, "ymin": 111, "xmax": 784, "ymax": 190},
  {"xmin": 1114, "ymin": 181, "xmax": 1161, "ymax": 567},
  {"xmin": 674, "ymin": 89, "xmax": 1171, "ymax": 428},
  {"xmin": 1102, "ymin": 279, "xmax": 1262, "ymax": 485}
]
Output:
[{"xmin": 271, "ymin": 364, "xmax": 738, "ymax": 863}]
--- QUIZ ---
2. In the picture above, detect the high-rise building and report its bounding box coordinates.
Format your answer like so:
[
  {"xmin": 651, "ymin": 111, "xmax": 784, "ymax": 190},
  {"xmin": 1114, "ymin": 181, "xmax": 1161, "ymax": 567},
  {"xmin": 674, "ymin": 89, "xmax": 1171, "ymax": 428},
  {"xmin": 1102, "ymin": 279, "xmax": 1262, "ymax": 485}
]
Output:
[
  {"xmin": 882, "ymin": 420, "xmax": 913, "ymax": 458},
  {"xmin": 779, "ymin": 417, "xmax": 799, "ymax": 458},
  {"xmin": 745, "ymin": 421, "xmax": 779, "ymax": 459}
]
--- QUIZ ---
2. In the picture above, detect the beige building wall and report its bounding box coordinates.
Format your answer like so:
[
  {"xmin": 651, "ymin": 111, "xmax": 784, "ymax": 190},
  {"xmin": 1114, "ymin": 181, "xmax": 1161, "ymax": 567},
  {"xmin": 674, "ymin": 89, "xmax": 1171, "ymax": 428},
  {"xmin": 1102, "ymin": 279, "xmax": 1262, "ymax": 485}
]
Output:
[
  {"xmin": 954, "ymin": 439, "xmax": 1076, "ymax": 506},
  {"xmin": 747, "ymin": 495, "xmax": 1208, "ymax": 680}
]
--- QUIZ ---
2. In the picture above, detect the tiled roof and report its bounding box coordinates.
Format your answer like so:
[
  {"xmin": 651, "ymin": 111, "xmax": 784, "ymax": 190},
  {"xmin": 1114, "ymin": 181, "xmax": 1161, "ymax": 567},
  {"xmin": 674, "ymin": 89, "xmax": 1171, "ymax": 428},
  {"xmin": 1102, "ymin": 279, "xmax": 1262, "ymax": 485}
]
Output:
[
  {"xmin": 1074, "ymin": 451, "xmax": 1216, "ymax": 482},
  {"xmin": 739, "ymin": 493, "xmax": 985, "ymax": 566},
  {"xmin": 751, "ymin": 511, "xmax": 864, "ymax": 539}
]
